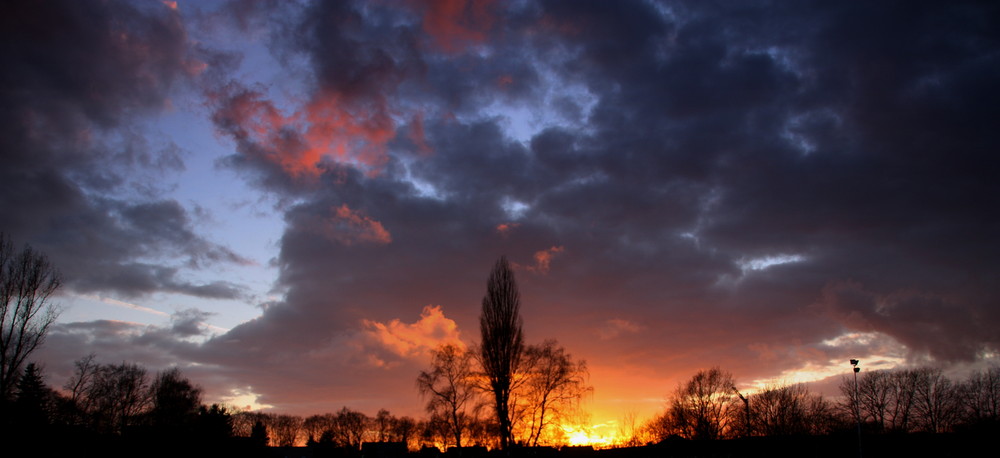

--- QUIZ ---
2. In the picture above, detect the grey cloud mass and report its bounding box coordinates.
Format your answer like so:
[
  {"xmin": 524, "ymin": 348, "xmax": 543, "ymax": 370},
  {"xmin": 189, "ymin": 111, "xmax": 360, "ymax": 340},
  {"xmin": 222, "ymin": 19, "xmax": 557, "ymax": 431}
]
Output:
[
  {"xmin": 14, "ymin": 0, "xmax": 1000, "ymax": 416},
  {"xmin": 0, "ymin": 0, "xmax": 251, "ymax": 299}
]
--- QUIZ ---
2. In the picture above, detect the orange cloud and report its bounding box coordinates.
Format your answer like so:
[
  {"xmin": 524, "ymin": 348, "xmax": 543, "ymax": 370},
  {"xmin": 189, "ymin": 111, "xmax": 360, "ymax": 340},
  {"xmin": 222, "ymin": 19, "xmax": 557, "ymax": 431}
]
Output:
[
  {"xmin": 303, "ymin": 91, "xmax": 396, "ymax": 175},
  {"xmin": 415, "ymin": 0, "xmax": 496, "ymax": 53},
  {"xmin": 210, "ymin": 85, "xmax": 397, "ymax": 183},
  {"xmin": 496, "ymin": 222, "xmax": 520, "ymax": 237},
  {"xmin": 519, "ymin": 245, "xmax": 565, "ymax": 274},
  {"xmin": 322, "ymin": 204, "xmax": 392, "ymax": 246},
  {"xmin": 360, "ymin": 305, "xmax": 465, "ymax": 361}
]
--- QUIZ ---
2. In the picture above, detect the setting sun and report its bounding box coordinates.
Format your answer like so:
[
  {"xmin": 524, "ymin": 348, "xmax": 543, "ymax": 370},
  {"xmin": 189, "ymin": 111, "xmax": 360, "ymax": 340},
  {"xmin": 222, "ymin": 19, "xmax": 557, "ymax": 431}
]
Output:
[{"xmin": 562, "ymin": 425, "xmax": 618, "ymax": 448}]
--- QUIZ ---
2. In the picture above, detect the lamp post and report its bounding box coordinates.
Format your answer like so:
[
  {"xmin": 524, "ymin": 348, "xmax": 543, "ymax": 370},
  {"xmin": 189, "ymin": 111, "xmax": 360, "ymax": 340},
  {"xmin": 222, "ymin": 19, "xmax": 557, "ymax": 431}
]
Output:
[
  {"xmin": 732, "ymin": 386, "xmax": 750, "ymax": 438},
  {"xmin": 851, "ymin": 359, "xmax": 862, "ymax": 458}
]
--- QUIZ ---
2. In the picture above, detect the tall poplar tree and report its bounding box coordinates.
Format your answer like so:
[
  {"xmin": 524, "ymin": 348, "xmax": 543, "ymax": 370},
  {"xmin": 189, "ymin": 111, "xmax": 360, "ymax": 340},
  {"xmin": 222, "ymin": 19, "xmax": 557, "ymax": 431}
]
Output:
[{"xmin": 479, "ymin": 256, "xmax": 524, "ymax": 449}]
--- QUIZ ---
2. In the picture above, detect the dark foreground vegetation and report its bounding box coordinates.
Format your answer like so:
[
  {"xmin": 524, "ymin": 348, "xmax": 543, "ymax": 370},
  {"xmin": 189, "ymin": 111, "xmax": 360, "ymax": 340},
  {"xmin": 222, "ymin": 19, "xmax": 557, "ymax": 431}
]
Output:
[
  {"xmin": 3, "ymin": 359, "xmax": 998, "ymax": 457},
  {"xmin": 630, "ymin": 365, "xmax": 1000, "ymax": 443}
]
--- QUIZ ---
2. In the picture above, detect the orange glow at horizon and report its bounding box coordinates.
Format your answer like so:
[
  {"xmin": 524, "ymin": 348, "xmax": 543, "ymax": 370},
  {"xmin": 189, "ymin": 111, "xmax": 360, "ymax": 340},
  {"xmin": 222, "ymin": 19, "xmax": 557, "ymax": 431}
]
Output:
[{"xmin": 562, "ymin": 423, "xmax": 619, "ymax": 448}]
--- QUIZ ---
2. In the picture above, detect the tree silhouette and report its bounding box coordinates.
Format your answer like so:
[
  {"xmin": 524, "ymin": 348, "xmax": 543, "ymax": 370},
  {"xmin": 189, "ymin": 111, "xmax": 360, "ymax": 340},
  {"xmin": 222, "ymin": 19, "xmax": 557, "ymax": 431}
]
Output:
[
  {"xmin": 250, "ymin": 419, "xmax": 269, "ymax": 447},
  {"xmin": 478, "ymin": 256, "xmax": 524, "ymax": 449},
  {"xmin": 271, "ymin": 414, "xmax": 303, "ymax": 447},
  {"xmin": 418, "ymin": 344, "xmax": 478, "ymax": 448},
  {"xmin": 68, "ymin": 360, "xmax": 151, "ymax": 434},
  {"xmin": 520, "ymin": 340, "xmax": 590, "ymax": 446},
  {"xmin": 14, "ymin": 363, "xmax": 54, "ymax": 427},
  {"xmin": 669, "ymin": 367, "xmax": 736, "ymax": 440},
  {"xmin": 195, "ymin": 403, "xmax": 234, "ymax": 443},
  {"xmin": 333, "ymin": 406, "xmax": 369, "ymax": 449},
  {"xmin": 912, "ymin": 367, "xmax": 960, "ymax": 433},
  {"xmin": 961, "ymin": 365, "xmax": 1000, "ymax": 426},
  {"xmin": 0, "ymin": 233, "xmax": 61, "ymax": 400},
  {"xmin": 746, "ymin": 383, "xmax": 831, "ymax": 436},
  {"xmin": 391, "ymin": 415, "xmax": 418, "ymax": 446},
  {"xmin": 373, "ymin": 408, "xmax": 393, "ymax": 442},
  {"xmin": 149, "ymin": 367, "xmax": 202, "ymax": 429}
]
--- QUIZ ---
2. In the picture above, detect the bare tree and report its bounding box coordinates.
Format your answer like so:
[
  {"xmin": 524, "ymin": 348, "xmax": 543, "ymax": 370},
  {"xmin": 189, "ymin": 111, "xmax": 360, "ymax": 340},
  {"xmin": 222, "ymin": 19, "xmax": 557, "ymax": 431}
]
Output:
[
  {"xmin": 373, "ymin": 409, "xmax": 394, "ymax": 442},
  {"xmin": 912, "ymin": 367, "xmax": 959, "ymax": 433},
  {"xmin": 78, "ymin": 362, "xmax": 151, "ymax": 434},
  {"xmin": 271, "ymin": 414, "xmax": 304, "ymax": 447},
  {"xmin": 303, "ymin": 413, "xmax": 335, "ymax": 443},
  {"xmin": 0, "ymin": 233, "xmax": 61, "ymax": 399},
  {"xmin": 643, "ymin": 408, "xmax": 692, "ymax": 443},
  {"xmin": 418, "ymin": 344, "xmax": 479, "ymax": 448},
  {"xmin": 961, "ymin": 365, "xmax": 1000, "ymax": 425},
  {"xmin": 748, "ymin": 383, "xmax": 825, "ymax": 436},
  {"xmin": 478, "ymin": 256, "xmax": 524, "ymax": 449},
  {"xmin": 64, "ymin": 354, "xmax": 99, "ymax": 418},
  {"xmin": 617, "ymin": 410, "xmax": 644, "ymax": 447},
  {"xmin": 840, "ymin": 369, "xmax": 894, "ymax": 432},
  {"xmin": 520, "ymin": 340, "xmax": 591, "ymax": 446},
  {"xmin": 668, "ymin": 367, "xmax": 736, "ymax": 440},
  {"xmin": 839, "ymin": 368, "xmax": 947, "ymax": 433},
  {"xmin": 333, "ymin": 406, "xmax": 369, "ymax": 449},
  {"xmin": 233, "ymin": 411, "xmax": 271, "ymax": 438},
  {"xmin": 391, "ymin": 415, "xmax": 418, "ymax": 448}
]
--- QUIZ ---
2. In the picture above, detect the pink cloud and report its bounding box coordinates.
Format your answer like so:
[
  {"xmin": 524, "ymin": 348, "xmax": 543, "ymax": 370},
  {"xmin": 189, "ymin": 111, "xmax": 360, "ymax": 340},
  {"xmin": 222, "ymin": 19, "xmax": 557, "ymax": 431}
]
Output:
[
  {"xmin": 407, "ymin": 112, "xmax": 433, "ymax": 155},
  {"xmin": 209, "ymin": 85, "xmax": 397, "ymax": 184},
  {"xmin": 325, "ymin": 204, "xmax": 392, "ymax": 246},
  {"xmin": 359, "ymin": 305, "xmax": 465, "ymax": 366},
  {"xmin": 519, "ymin": 246, "xmax": 565, "ymax": 274},
  {"xmin": 495, "ymin": 222, "xmax": 520, "ymax": 237}
]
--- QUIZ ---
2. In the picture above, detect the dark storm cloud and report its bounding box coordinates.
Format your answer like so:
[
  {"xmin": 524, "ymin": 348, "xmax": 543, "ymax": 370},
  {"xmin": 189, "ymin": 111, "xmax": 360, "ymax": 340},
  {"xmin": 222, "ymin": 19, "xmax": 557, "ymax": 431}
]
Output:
[
  {"xmin": 256, "ymin": 0, "xmax": 996, "ymax": 369},
  {"xmin": 0, "ymin": 0, "xmax": 250, "ymax": 298},
  {"xmin": 26, "ymin": 0, "xmax": 997, "ymax": 416}
]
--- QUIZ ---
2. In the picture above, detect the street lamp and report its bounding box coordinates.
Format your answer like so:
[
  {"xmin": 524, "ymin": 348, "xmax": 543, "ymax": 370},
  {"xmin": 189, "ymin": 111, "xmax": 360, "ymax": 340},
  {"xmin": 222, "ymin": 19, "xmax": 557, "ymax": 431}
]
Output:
[
  {"xmin": 732, "ymin": 386, "xmax": 750, "ymax": 438},
  {"xmin": 851, "ymin": 359, "xmax": 862, "ymax": 458}
]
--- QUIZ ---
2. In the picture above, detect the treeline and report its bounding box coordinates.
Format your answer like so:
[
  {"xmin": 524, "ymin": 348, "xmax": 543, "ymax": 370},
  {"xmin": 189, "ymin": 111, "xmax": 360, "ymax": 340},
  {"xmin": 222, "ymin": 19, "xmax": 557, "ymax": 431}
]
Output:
[
  {"xmin": 1, "ymin": 356, "xmax": 242, "ymax": 456},
  {"xmin": 231, "ymin": 408, "xmax": 420, "ymax": 449},
  {"xmin": 219, "ymin": 339, "xmax": 590, "ymax": 451},
  {"xmin": 628, "ymin": 365, "xmax": 1000, "ymax": 444}
]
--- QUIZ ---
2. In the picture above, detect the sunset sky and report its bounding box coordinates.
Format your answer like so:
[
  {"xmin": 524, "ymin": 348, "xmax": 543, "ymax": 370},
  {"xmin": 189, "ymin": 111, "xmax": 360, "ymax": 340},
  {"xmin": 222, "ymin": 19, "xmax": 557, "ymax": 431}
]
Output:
[{"xmin": 6, "ymin": 0, "xmax": 999, "ymax": 438}]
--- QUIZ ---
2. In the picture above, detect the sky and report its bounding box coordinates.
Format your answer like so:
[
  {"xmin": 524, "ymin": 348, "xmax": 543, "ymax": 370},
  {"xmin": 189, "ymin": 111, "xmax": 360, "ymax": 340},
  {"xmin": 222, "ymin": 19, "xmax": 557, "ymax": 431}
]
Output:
[{"xmin": 6, "ymin": 0, "xmax": 1000, "ymax": 438}]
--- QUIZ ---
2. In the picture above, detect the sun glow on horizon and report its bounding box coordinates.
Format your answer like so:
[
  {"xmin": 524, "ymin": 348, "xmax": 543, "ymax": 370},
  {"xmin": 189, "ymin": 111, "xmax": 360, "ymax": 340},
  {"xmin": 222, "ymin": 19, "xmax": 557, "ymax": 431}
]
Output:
[
  {"xmin": 561, "ymin": 424, "xmax": 619, "ymax": 448},
  {"xmin": 220, "ymin": 388, "xmax": 274, "ymax": 412}
]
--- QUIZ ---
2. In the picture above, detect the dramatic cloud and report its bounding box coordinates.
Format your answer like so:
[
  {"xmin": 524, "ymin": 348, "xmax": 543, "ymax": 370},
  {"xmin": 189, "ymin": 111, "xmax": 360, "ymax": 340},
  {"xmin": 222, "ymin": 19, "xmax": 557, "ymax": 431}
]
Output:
[
  {"xmin": 15, "ymin": 0, "xmax": 1000, "ymax": 426},
  {"xmin": 360, "ymin": 305, "xmax": 466, "ymax": 365},
  {"xmin": 0, "ymin": 0, "xmax": 250, "ymax": 299}
]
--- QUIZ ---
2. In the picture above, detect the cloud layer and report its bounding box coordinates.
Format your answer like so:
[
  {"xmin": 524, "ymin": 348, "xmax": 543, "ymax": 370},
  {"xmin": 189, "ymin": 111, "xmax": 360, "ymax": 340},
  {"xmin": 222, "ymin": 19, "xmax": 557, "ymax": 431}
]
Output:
[{"xmin": 13, "ymin": 0, "xmax": 1000, "ymax": 420}]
